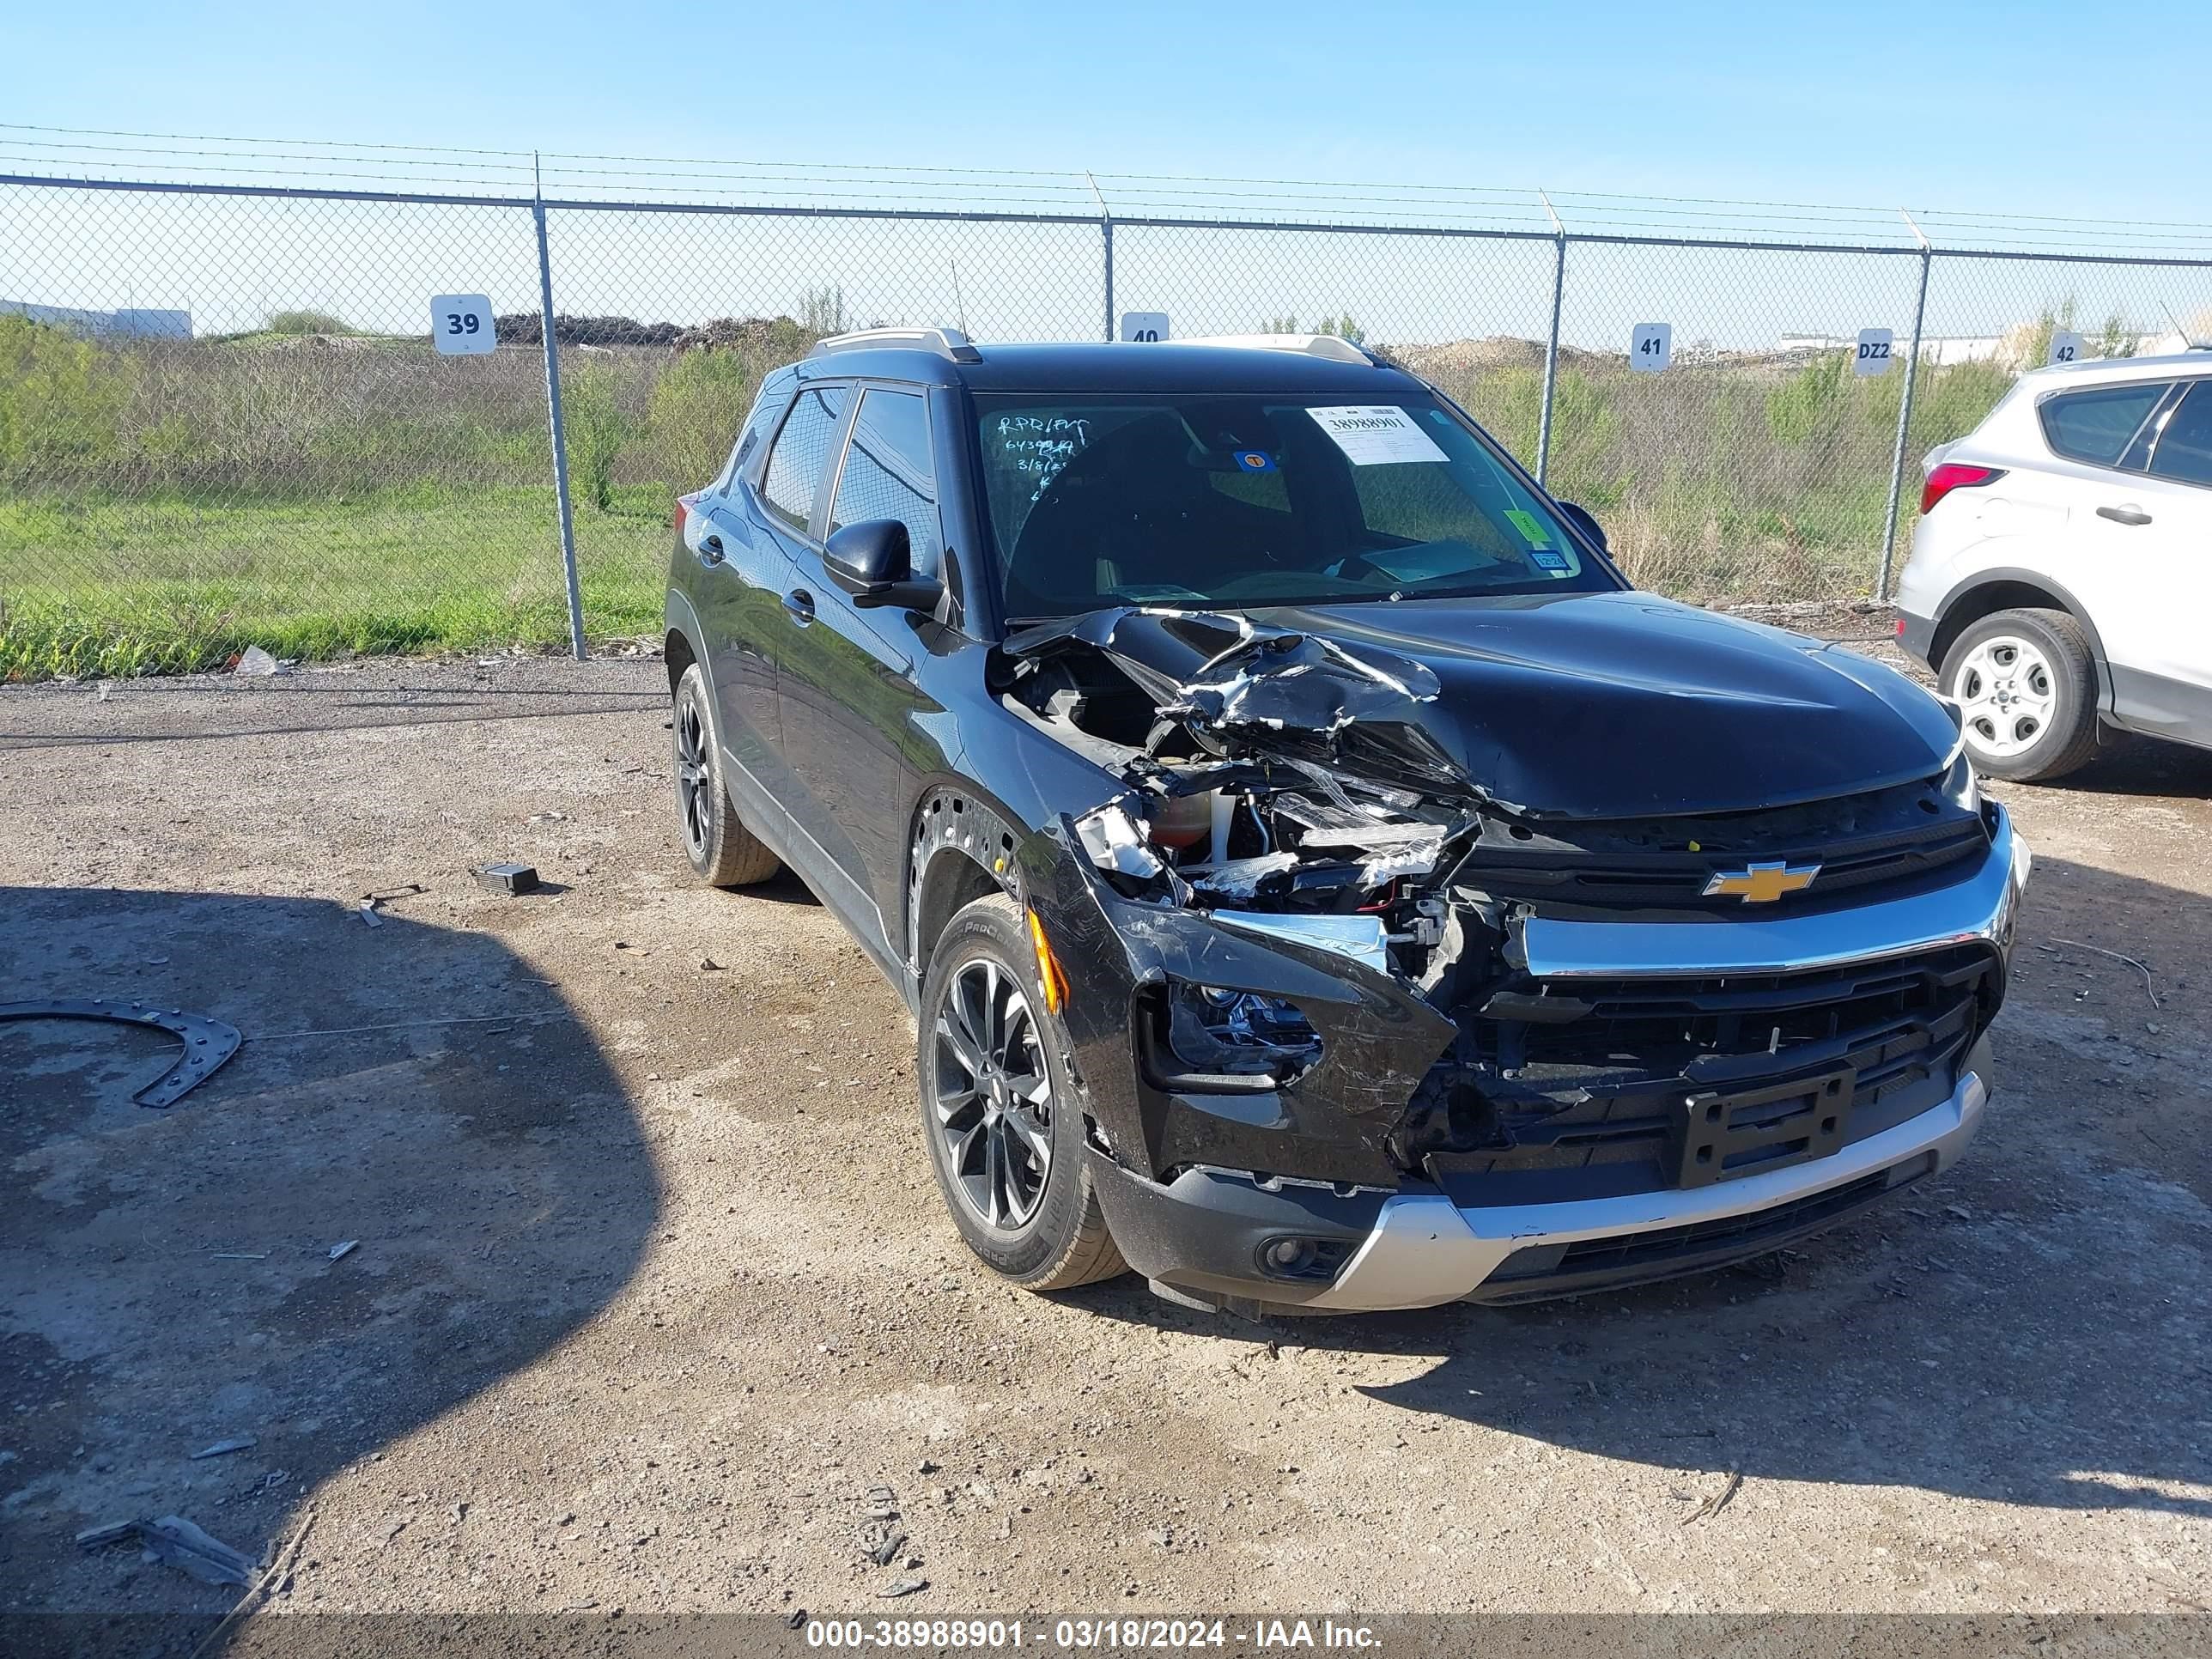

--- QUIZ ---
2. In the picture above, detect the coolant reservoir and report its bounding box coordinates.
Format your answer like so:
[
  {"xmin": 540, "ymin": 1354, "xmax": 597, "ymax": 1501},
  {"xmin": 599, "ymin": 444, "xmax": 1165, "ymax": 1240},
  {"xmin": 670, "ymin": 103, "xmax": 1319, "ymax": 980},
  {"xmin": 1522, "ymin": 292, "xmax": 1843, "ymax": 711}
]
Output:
[{"xmin": 1150, "ymin": 791, "xmax": 1215, "ymax": 849}]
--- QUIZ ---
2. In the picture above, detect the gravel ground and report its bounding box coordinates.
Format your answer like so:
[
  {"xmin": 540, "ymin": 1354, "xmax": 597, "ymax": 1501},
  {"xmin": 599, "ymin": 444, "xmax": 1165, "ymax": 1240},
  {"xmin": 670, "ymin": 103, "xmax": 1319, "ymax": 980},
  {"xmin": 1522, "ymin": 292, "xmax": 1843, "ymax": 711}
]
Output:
[{"xmin": 3, "ymin": 643, "xmax": 2209, "ymax": 1620}]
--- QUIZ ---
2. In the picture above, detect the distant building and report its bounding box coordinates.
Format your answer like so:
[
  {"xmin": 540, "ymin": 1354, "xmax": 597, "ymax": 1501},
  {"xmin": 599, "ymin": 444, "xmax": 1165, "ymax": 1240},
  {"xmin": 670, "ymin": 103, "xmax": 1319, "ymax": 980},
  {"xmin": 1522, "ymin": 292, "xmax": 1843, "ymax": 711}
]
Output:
[{"xmin": 0, "ymin": 300, "xmax": 192, "ymax": 338}]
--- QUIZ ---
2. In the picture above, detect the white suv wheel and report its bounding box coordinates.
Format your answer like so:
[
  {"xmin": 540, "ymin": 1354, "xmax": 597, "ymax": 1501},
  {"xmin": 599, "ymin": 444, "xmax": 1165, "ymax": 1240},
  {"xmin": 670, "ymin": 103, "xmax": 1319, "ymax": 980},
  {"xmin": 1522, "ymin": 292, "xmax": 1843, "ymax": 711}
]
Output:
[
  {"xmin": 1936, "ymin": 606, "xmax": 2100, "ymax": 782},
  {"xmin": 1951, "ymin": 634, "xmax": 2057, "ymax": 758}
]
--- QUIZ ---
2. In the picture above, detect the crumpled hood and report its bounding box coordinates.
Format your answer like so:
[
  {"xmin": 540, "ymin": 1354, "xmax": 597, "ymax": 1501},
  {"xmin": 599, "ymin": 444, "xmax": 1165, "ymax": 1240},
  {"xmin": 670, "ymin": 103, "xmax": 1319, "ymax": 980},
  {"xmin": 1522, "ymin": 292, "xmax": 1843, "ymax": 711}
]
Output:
[{"xmin": 1005, "ymin": 592, "xmax": 1962, "ymax": 818}]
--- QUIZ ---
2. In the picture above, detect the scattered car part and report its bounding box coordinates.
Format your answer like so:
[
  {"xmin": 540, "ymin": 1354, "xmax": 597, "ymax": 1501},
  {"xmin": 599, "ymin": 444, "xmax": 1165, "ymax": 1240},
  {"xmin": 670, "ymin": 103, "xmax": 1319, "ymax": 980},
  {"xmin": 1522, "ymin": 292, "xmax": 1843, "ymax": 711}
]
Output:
[
  {"xmin": 79, "ymin": 1516, "xmax": 255, "ymax": 1587},
  {"xmin": 0, "ymin": 998, "xmax": 241, "ymax": 1109},
  {"xmin": 476, "ymin": 861, "xmax": 542, "ymax": 896}
]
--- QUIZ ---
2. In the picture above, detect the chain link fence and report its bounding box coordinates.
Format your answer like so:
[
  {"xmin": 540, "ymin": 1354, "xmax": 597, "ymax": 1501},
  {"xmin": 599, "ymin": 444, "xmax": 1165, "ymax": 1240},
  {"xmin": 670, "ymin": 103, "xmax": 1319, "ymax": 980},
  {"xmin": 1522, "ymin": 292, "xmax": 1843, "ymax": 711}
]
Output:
[{"xmin": 4, "ymin": 169, "xmax": 2210, "ymax": 678}]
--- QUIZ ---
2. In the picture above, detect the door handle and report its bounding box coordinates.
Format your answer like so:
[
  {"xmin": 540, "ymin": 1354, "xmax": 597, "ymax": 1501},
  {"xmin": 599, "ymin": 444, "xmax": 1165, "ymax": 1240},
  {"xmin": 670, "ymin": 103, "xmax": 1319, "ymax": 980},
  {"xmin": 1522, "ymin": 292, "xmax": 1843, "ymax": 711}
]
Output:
[
  {"xmin": 781, "ymin": 589, "xmax": 816, "ymax": 625},
  {"xmin": 698, "ymin": 532, "xmax": 726, "ymax": 566},
  {"xmin": 2096, "ymin": 504, "xmax": 2153, "ymax": 526}
]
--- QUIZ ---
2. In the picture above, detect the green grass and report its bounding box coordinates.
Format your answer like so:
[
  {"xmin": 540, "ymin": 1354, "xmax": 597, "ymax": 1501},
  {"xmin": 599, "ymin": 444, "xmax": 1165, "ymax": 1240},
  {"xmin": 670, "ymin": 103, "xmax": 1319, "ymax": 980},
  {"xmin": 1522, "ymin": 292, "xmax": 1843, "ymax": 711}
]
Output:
[{"xmin": 0, "ymin": 482, "xmax": 672, "ymax": 679}]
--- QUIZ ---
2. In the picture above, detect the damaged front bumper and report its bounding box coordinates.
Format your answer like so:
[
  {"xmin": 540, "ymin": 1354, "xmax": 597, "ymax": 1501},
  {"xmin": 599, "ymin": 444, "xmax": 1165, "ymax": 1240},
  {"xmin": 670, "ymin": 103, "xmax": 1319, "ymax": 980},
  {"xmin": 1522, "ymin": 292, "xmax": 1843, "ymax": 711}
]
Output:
[
  {"xmin": 1301, "ymin": 1047, "xmax": 1988, "ymax": 1310},
  {"xmin": 1034, "ymin": 803, "xmax": 2028, "ymax": 1315},
  {"xmin": 1094, "ymin": 1042, "xmax": 1989, "ymax": 1312}
]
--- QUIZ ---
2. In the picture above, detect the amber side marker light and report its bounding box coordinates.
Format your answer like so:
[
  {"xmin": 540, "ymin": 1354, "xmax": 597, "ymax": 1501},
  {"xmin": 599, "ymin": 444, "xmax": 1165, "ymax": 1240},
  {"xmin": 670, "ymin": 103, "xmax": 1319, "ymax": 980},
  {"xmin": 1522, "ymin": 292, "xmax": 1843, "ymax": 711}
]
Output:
[{"xmin": 1026, "ymin": 908, "xmax": 1069, "ymax": 1014}]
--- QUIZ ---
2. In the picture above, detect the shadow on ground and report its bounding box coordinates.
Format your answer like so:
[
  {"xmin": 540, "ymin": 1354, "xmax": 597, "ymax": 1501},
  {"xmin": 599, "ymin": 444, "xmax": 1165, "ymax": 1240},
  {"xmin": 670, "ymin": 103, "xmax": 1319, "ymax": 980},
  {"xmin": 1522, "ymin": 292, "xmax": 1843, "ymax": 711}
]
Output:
[
  {"xmin": 1072, "ymin": 850, "xmax": 2212, "ymax": 1523},
  {"xmin": 0, "ymin": 885, "xmax": 658, "ymax": 1613}
]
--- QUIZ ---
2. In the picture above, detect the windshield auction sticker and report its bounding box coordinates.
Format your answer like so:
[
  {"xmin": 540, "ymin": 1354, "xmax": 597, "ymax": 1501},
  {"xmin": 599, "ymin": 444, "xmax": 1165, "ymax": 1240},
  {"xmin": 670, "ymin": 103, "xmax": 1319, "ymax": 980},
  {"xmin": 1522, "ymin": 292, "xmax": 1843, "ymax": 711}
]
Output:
[{"xmin": 1307, "ymin": 405, "xmax": 1449, "ymax": 466}]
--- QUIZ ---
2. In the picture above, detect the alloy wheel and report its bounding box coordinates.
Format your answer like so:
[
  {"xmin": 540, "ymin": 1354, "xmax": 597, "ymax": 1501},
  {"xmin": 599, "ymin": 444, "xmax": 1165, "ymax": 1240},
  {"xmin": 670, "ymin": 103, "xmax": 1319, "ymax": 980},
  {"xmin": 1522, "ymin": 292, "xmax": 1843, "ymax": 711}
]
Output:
[
  {"xmin": 931, "ymin": 957, "xmax": 1053, "ymax": 1231},
  {"xmin": 675, "ymin": 696, "xmax": 713, "ymax": 858},
  {"xmin": 1952, "ymin": 635, "xmax": 2057, "ymax": 758}
]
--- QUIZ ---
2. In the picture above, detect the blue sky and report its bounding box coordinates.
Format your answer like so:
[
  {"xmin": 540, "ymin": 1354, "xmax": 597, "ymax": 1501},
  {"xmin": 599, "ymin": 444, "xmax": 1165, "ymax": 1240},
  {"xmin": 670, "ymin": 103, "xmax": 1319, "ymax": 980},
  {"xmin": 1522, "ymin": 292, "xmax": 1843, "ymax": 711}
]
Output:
[{"xmin": 6, "ymin": 0, "xmax": 2209, "ymax": 227}]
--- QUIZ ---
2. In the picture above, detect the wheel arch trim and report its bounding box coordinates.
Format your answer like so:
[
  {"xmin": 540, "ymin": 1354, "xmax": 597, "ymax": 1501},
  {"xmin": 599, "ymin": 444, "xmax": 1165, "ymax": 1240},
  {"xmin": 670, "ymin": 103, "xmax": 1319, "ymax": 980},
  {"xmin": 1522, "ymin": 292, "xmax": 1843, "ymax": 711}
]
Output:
[
  {"xmin": 664, "ymin": 589, "xmax": 713, "ymax": 703},
  {"xmin": 904, "ymin": 778, "xmax": 1030, "ymax": 1005},
  {"xmin": 1930, "ymin": 567, "xmax": 2112, "ymax": 716}
]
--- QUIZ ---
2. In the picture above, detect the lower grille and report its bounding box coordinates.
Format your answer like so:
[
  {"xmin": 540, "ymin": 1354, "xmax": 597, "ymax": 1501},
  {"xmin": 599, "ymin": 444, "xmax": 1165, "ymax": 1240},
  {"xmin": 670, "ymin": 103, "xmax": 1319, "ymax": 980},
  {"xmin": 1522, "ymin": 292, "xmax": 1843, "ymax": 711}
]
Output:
[
  {"xmin": 1409, "ymin": 945, "xmax": 2000, "ymax": 1197},
  {"xmin": 1471, "ymin": 1154, "xmax": 1935, "ymax": 1304}
]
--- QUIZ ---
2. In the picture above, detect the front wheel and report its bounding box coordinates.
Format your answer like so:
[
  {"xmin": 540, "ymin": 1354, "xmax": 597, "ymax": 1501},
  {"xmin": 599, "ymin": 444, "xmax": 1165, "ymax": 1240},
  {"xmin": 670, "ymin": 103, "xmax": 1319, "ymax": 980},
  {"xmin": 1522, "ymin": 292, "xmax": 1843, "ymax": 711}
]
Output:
[
  {"xmin": 1940, "ymin": 607, "xmax": 2100, "ymax": 782},
  {"xmin": 917, "ymin": 894, "xmax": 1126, "ymax": 1291}
]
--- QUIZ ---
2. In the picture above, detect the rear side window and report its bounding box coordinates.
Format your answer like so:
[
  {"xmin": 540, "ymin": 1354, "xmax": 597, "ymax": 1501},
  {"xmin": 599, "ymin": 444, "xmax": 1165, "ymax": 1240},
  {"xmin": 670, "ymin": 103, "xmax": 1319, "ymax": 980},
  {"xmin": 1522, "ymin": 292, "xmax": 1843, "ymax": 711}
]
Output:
[
  {"xmin": 719, "ymin": 379, "xmax": 790, "ymax": 491},
  {"xmin": 761, "ymin": 384, "xmax": 848, "ymax": 534},
  {"xmin": 829, "ymin": 388, "xmax": 942, "ymax": 572},
  {"xmin": 2149, "ymin": 381, "xmax": 2212, "ymax": 487},
  {"xmin": 2039, "ymin": 382, "xmax": 2168, "ymax": 467}
]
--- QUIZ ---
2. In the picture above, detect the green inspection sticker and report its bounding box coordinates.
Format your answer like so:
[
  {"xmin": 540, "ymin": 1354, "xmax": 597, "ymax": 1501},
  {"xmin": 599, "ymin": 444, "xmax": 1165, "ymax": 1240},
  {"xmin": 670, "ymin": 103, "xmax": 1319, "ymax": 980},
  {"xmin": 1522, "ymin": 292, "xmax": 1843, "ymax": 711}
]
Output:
[{"xmin": 1503, "ymin": 507, "xmax": 1551, "ymax": 547}]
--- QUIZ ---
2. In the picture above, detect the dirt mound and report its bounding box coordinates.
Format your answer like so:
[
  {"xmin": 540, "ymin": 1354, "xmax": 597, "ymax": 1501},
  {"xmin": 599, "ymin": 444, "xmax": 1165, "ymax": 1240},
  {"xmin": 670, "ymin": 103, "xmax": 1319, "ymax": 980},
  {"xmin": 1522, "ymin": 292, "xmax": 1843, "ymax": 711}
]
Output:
[
  {"xmin": 493, "ymin": 313, "xmax": 684, "ymax": 348},
  {"xmin": 670, "ymin": 315, "xmax": 813, "ymax": 356}
]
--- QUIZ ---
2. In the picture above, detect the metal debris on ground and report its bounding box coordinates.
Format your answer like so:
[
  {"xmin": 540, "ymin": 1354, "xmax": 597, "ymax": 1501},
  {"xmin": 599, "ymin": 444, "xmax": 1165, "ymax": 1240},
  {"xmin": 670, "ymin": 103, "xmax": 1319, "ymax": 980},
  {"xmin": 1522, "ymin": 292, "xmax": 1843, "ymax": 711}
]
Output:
[
  {"xmin": 699, "ymin": 956, "xmax": 723, "ymax": 972},
  {"xmin": 2043, "ymin": 938, "xmax": 2163, "ymax": 1009},
  {"xmin": 878, "ymin": 1577, "xmax": 928, "ymax": 1598},
  {"xmin": 327, "ymin": 1240, "xmax": 359, "ymax": 1262},
  {"xmin": 88, "ymin": 1515, "xmax": 256, "ymax": 1586},
  {"xmin": 1680, "ymin": 1469, "xmax": 1744, "ymax": 1525},
  {"xmin": 477, "ymin": 862, "xmax": 541, "ymax": 896},
  {"xmin": 0, "ymin": 998, "xmax": 243, "ymax": 1109},
  {"xmin": 190, "ymin": 1437, "xmax": 258, "ymax": 1460},
  {"xmin": 356, "ymin": 901, "xmax": 383, "ymax": 927},
  {"xmin": 861, "ymin": 1523, "xmax": 908, "ymax": 1566},
  {"xmin": 191, "ymin": 1510, "xmax": 318, "ymax": 1651}
]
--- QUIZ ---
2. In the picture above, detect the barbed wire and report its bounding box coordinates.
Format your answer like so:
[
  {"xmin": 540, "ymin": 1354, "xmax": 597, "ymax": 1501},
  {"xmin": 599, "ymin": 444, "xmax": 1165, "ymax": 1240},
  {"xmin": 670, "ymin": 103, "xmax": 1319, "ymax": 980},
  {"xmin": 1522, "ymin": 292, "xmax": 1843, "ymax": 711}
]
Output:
[{"xmin": 4, "ymin": 120, "xmax": 2209, "ymax": 256}]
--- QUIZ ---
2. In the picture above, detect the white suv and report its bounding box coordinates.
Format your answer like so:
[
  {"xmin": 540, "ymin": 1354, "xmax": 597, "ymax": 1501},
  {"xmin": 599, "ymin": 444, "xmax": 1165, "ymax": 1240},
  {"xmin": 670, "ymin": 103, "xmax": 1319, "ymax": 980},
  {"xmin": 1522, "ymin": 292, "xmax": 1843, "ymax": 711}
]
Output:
[{"xmin": 1894, "ymin": 350, "xmax": 2212, "ymax": 781}]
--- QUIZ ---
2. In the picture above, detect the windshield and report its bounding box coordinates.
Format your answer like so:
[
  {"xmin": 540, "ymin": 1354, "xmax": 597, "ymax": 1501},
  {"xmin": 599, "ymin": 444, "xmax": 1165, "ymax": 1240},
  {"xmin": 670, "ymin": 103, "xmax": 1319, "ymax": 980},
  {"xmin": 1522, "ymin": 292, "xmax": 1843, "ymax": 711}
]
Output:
[{"xmin": 972, "ymin": 392, "xmax": 1614, "ymax": 619}]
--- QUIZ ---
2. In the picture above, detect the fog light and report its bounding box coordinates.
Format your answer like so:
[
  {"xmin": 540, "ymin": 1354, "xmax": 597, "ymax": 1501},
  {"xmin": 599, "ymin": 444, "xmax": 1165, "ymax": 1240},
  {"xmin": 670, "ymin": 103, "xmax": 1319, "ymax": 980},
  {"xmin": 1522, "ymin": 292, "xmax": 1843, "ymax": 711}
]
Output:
[
  {"xmin": 1263, "ymin": 1237, "xmax": 1317, "ymax": 1273},
  {"xmin": 1254, "ymin": 1235, "xmax": 1352, "ymax": 1283}
]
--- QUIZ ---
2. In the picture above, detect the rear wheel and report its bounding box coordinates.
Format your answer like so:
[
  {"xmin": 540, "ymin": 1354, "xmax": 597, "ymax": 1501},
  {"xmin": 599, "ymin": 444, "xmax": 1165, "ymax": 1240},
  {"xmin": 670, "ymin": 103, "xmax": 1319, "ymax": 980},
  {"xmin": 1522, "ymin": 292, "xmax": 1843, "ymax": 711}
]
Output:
[
  {"xmin": 918, "ymin": 894, "xmax": 1126, "ymax": 1291},
  {"xmin": 672, "ymin": 664, "xmax": 781, "ymax": 886},
  {"xmin": 1940, "ymin": 607, "xmax": 2100, "ymax": 782}
]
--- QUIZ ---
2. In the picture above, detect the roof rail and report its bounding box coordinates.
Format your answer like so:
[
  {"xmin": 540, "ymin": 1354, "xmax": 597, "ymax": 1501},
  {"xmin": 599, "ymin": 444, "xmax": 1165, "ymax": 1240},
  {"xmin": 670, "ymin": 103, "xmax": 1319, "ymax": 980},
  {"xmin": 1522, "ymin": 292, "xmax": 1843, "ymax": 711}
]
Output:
[
  {"xmin": 1169, "ymin": 332, "xmax": 1379, "ymax": 367},
  {"xmin": 809, "ymin": 325, "xmax": 981, "ymax": 363}
]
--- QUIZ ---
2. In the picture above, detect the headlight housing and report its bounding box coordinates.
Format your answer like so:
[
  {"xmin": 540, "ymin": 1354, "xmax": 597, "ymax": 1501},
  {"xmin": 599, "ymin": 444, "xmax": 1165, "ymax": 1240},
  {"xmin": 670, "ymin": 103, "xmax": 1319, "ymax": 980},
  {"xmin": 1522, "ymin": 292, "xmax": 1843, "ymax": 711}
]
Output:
[{"xmin": 1139, "ymin": 982, "xmax": 1323, "ymax": 1091}]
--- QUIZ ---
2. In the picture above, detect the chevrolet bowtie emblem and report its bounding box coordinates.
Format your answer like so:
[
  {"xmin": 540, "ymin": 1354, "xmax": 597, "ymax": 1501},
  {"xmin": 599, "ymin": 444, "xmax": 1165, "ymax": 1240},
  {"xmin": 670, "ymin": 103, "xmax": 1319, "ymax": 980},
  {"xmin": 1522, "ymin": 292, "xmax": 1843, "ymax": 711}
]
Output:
[{"xmin": 1703, "ymin": 860, "xmax": 1822, "ymax": 903}]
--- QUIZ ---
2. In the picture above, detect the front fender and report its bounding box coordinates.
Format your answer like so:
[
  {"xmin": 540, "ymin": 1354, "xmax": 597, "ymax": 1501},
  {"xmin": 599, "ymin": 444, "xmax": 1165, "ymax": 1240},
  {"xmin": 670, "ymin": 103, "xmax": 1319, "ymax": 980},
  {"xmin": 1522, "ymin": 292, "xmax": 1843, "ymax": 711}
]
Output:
[{"xmin": 1022, "ymin": 821, "xmax": 1451, "ymax": 1189}]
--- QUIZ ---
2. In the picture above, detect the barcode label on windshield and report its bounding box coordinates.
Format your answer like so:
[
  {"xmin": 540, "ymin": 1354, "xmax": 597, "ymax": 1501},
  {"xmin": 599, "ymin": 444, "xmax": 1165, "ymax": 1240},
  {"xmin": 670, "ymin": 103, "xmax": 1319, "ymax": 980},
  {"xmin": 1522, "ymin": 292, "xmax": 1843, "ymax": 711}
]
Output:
[{"xmin": 1307, "ymin": 405, "xmax": 1449, "ymax": 466}]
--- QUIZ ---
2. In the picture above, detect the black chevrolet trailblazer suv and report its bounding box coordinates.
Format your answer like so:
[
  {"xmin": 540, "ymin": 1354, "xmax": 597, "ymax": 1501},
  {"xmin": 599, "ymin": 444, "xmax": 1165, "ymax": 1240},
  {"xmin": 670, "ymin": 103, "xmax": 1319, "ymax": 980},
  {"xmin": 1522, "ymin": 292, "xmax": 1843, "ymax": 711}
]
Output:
[{"xmin": 662, "ymin": 327, "xmax": 2029, "ymax": 1315}]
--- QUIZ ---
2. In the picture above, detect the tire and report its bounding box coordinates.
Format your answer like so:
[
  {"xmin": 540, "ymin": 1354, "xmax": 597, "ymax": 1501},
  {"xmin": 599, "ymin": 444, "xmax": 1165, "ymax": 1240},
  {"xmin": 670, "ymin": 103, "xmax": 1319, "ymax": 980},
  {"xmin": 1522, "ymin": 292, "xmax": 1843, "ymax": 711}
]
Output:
[
  {"xmin": 917, "ymin": 894, "xmax": 1127, "ymax": 1291},
  {"xmin": 1939, "ymin": 606, "xmax": 2100, "ymax": 783},
  {"xmin": 672, "ymin": 663, "xmax": 781, "ymax": 886}
]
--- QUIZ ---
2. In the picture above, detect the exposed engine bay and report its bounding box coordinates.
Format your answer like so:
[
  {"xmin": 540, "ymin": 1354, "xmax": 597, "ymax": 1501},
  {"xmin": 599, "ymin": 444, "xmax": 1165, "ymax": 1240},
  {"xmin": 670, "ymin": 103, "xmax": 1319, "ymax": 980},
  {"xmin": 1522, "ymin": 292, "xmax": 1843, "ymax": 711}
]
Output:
[{"xmin": 998, "ymin": 606, "xmax": 2003, "ymax": 1186}]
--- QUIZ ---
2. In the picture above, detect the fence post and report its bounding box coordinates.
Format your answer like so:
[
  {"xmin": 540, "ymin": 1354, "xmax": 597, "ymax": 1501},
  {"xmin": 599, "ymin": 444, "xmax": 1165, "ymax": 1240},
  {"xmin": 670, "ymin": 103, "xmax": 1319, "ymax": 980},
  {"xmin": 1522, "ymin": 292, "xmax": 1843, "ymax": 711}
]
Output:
[
  {"xmin": 1535, "ymin": 192, "xmax": 1566, "ymax": 487},
  {"xmin": 1087, "ymin": 172, "xmax": 1115, "ymax": 343},
  {"xmin": 1878, "ymin": 221, "xmax": 1934, "ymax": 603},
  {"xmin": 1101, "ymin": 217, "xmax": 1115, "ymax": 343},
  {"xmin": 533, "ymin": 159, "xmax": 587, "ymax": 661}
]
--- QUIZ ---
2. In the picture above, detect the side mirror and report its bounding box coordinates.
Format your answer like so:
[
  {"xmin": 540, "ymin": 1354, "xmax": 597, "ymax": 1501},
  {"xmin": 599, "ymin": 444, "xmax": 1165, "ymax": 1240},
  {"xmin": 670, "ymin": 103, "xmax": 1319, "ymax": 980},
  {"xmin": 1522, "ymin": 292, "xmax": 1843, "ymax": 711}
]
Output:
[
  {"xmin": 823, "ymin": 519, "xmax": 944, "ymax": 611},
  {"xmin": 1554, "ymin": 501, "xmax": 1607, "ymax": 554}
]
